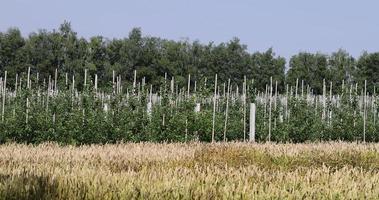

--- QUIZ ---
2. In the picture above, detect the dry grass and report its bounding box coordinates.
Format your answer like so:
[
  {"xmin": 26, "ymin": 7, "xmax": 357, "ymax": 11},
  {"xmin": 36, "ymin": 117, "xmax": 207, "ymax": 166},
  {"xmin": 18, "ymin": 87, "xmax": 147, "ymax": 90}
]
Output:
[{"xmin": 0, "ymin": 142, "xmax": 379, "ymax": 199}]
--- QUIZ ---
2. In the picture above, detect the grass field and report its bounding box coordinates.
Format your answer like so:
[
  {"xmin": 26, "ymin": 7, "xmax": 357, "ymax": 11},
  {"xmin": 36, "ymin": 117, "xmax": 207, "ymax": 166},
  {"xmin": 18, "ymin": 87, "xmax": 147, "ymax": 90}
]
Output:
[{"xmin": 1, "ymin": 142, "xmax": 379, "ymax": 199}]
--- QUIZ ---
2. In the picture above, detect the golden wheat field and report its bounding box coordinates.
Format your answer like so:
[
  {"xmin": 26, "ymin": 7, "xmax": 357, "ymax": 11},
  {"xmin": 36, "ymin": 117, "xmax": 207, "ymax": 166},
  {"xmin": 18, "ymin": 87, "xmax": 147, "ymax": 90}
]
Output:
[{"xmin": 1, "ymin": 142, "xmax": 379, "ymax": 199}]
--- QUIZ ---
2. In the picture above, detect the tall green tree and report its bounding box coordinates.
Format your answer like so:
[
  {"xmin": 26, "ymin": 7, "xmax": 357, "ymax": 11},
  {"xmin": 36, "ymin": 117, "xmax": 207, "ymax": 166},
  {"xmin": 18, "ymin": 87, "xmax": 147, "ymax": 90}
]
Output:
[
  {"xmin": 287, "ymin": 52, "xmax": 329, "ymax": 94},
  {"xmin": 356, "ymin": 52, "xmax": 379, "ymax": 93},
  {"xmin": 328, "ymin": 49, "xmax": 355, "ymax": 92},
  {"xmin": 0, "ymin": 28, "xmax": 26, "ymax": 80},
  {"xmin": 251, "ymin": 48, "xmax": 286, "ymax": 92},
  {"xmin": 59, "ymin": 21, "xmax": 87, "ymax": 82}
]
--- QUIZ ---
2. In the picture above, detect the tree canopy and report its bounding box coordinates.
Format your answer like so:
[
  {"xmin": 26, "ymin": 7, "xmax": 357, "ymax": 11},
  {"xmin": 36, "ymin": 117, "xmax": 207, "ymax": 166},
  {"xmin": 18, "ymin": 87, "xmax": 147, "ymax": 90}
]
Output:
[{"xmin": 0, "ymin": 22, "xmax": 377, "ymax": 93}]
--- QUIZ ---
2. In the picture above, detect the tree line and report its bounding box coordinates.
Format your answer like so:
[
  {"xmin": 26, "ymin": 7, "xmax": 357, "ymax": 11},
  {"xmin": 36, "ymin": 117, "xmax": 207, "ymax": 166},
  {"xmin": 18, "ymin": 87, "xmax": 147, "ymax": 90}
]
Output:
[{"xmin": 0, "ymin": 21, "xmax": 378, "ymax": 93}]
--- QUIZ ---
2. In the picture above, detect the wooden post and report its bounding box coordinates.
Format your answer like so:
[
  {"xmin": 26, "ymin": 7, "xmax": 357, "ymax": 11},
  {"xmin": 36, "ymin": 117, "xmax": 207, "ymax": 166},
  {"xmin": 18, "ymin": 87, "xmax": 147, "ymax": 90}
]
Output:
[
  {"xmin": 47, "ymin": 75, "xmax": 50, "ymax": 112},
  {"xmin": 363, "ymin": 80, "xmax": 367, "ymax": 143},
  {"xmin": 212, "ymin": 74, "xmax": 218, "ymax": 143},
  {"xmin": 1, "ymin": 71, "xmax": 6, "ymax": 122},
  {"xmin": 149, "ymin": 85, "xmax": 153, "ymax": 103},
  {"xmin": 223, "ymin": 79, "xmax": 230, "ymax": 142},
  {"xmin": 112, "ymin": 70, "xmax": 115, "ymax": 94},
  {"xmin": 171, "ymin": 77, "xmax": 174, "ymax": 95},
  {"xmin": 65, "ymin": 73, "xmax": 68, "ymax": 86},
  {"xmin": 142, "ymin": 77, "xmax": 145, "ymax": 92},
  {"xmin": 185, "ymin": 119, "xmax": 188, "ymax": 142},
  {"xmin": 72, "ymin": 75, "xmax": 75, "ymax": 93},
  {"xmin": 349, "ymin": 84, "xmax": 352, "ymax": 104},
  {"xmin": 36, "ymin": 72, "xmax": 39, "ymax": 91},
  {"xmin": 268, "ymin": 77, "xmax": 273, "ymax": 142},
  {"xmin": 249, "ymin": 103, "xmax": 256, "ymax": 142},
  {"xmin": 374, "ymin": 86, "xmax": 376, "ymax": 126},
  {"xmin": 243, "ymin": 76, "xmax": 247, "ymax": 141},
  {"xmin": 329, "ymin": 81, "xmax": 333, "ymax": 125},
  {"xmin": 133, "ymin": 70, "xmax": 137, "ymax": 94},
  {"xmin": 119, "ymin": 75, "xmax": 122, "ymax": 94},
  {"xmin": 137, "ymin": 82, "xmax": 141, "ymax": 101},
  {"xmin": 26, "ymin": 98, "xmax": 29, "ymax": 124},
  {"xmin": 19, "ymin": 77, "xmax": 22, "ymax": 91},
  {"xmin": 274, "ymin": 80, "xmax": 278, "ymax": 111},
  {"xmin": 330, "ymin": 82, "xmax": 333, "ymax": 101},
  {"xmin": 342, "ymin": 79, "xmax": 345, "ymax": 93},
  {"xmin": 295, "ymin": 78, "xmax": 298, "ymax": 99},
  {"xmin": 194, "ymin": 80, "xmax": 197, "ymax": 93},
  {"xmin": 187, "ymin": 74, "xmax": 190, "ymax": 98},
  {"xmin": 285, "ymin": 84, "xmax": 289, "ymax": 121},
  {"xmin": 54, "ymin": 68, "xmax": 58, "ymax": 93},
  {"xmin": 15, "ymin": 74, "xmax": 18, "ymax": 96},
  {"xmin": 0, "ymin": 78, "xmax": 3, "ymax": 96},
  {"xmin": 116, "ymin": 76, "xmax": 119, "ymax": 94},
  {"xmin": 223, "ymin": 82, "xmax": 226, "ymax": 98},
  {"xmin": 301, "ymin": 79, "xmax": 304, "ymax": 98},
  {"xmin": 264, "ymin": 84, "xmax": 267, "ymax": 120},
  {"xmin": 322, "ymin": 79, "xmax": 326, "ymax": 121}
]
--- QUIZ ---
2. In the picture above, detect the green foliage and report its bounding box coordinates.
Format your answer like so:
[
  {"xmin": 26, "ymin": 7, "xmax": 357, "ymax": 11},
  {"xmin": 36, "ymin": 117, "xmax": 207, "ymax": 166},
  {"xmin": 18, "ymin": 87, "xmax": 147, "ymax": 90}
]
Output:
[
  {"xmin": 0, "ymin": 72, "xmax": 376, "ymax": 144},
  {"xmin": 0, "ymin": 23, "xmax": 286, "ymax": 92},
  {"xmin": 0, "ymin": 22, "xmax": 379, "ymax": 144}
]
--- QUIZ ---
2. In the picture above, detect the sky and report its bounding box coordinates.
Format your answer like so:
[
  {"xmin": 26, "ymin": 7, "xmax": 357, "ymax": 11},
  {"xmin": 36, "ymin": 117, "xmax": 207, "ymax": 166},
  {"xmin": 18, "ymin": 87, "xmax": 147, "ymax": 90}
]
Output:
[{"xmin": 1, "ymin": 0, "xmax": 378, "ymax": 60}]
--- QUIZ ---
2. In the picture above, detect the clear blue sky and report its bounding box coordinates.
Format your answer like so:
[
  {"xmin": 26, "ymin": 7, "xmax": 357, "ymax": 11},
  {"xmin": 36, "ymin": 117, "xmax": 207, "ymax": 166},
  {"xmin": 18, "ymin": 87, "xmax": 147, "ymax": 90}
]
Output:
[{"xmin": 1, "ymin": 0, "xmax": 378, "ymax": 60}]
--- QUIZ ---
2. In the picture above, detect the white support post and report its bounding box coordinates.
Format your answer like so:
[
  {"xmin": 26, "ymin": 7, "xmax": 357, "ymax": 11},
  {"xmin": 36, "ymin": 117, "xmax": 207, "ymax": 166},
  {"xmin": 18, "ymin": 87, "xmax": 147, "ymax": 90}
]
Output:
[
  {"xmin": 95, "ymin": 74, "xmax": 98, "ymax": 93},
  {"xmin": 223, "ymin": 79, "xmax": 230, "ymax": 142},
  {"xmin": 243, "ymin": 76, "xmax": 247, "ymax": 141},
  {"xmin": 363, "ymin": 80, "xmax": 367, "ymax": 143},
  {"xmin": 249, "ymin": 103, "xmax": 256, "ymax": 142},
  {"xmin": 133, "ymin": 70, "xmax": 137, "ymax": 92},
  {"xmin": 2, "ymin": 71, "xmax": 6, "ymax": 122},
  {"xmin": 268, "ymin": 77, "xmax": 272, "ymax": 142},
  {"xmin": 84, "ymin": 69, "xmax": 87, "ymax": 87},
  {"xmin": 65, "ymin": 73, "xmax": 68, "ymax": 86},
  {"xmin": 187, "ymin": 74, "xmax": 190, "ymax": 98},
  {"xmin": 54, "ymin": 68, "xmax": 58, "ymax": 93},
  {"xmin": 27, "ymin": 67, "xmax": 31, "ymax": 89},
  {"xmin": 212, "ymin": 74, "xmax": 217, "ymax": 143},
  {"xmin": 195, "ymin": 103, "xmax": 201, "ymax": 113},
  {"xmin": 112, "ymin": 70, "xmax": 115, "ymax": 94}
]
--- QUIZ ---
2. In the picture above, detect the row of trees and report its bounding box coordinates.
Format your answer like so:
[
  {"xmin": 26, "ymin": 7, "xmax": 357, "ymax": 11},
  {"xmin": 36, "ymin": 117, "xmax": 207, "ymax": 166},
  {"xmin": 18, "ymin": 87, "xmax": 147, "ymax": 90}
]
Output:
[{"xmin": 1, "ymin": 21, "xmax": 378, "ymax": 93}]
